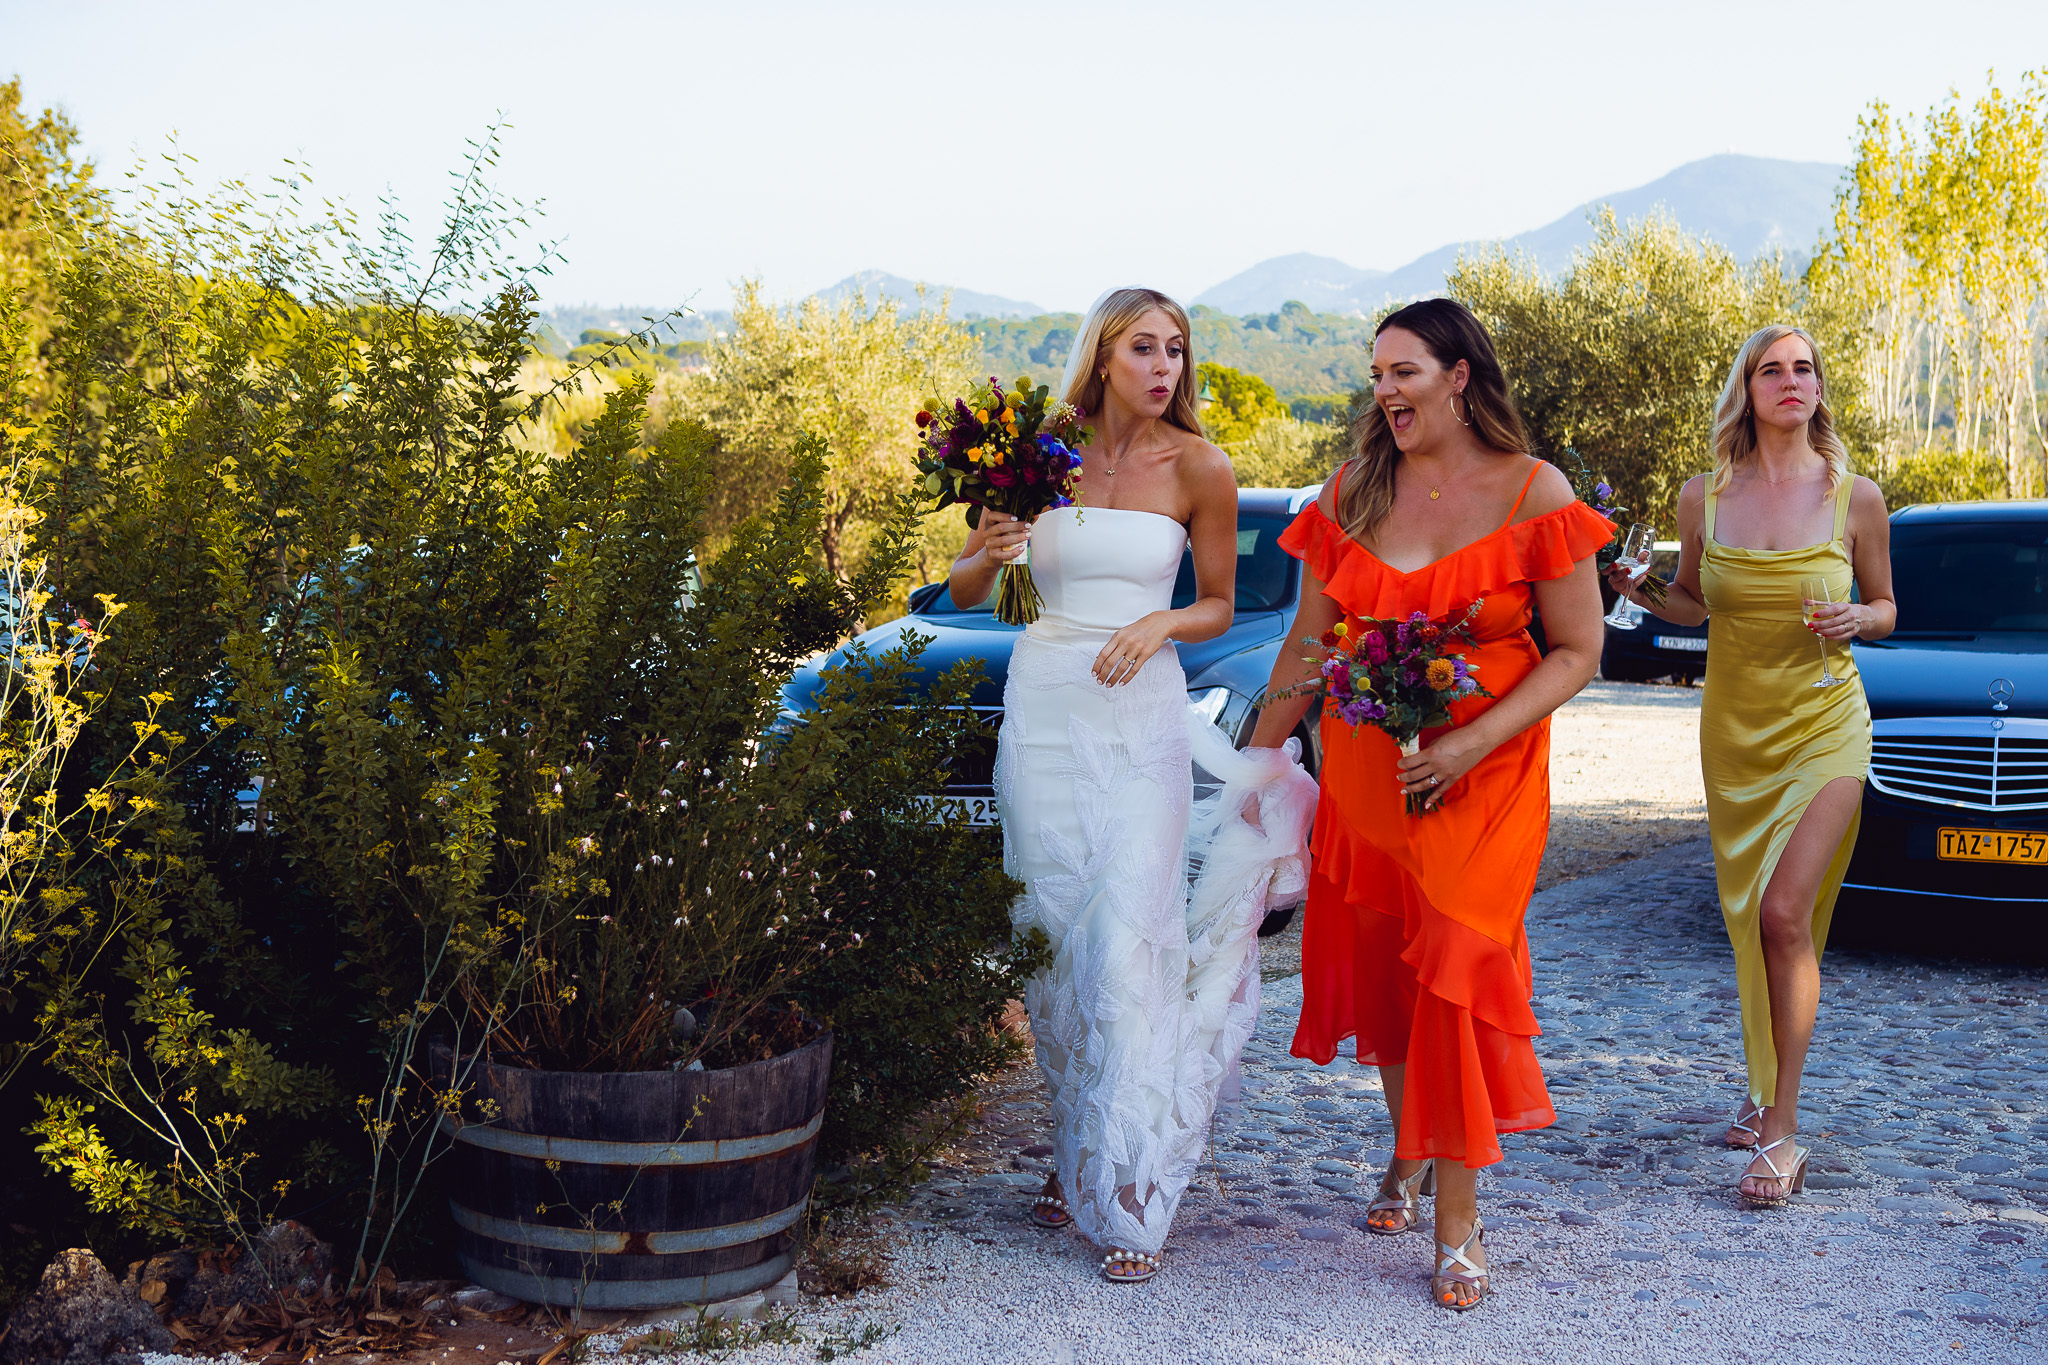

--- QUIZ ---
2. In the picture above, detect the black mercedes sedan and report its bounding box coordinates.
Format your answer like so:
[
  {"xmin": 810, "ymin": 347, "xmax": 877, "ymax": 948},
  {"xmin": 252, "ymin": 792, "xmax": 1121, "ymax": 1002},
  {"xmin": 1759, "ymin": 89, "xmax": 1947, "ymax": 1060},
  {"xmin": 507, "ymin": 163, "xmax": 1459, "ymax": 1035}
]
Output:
[
  {"xmin": 1834, "ymin": 500, "xmax": 2048, "ymax": 957},
  {"xmin": 778, "ymin": 485, "xmax": 1325, "ymax": 828}
]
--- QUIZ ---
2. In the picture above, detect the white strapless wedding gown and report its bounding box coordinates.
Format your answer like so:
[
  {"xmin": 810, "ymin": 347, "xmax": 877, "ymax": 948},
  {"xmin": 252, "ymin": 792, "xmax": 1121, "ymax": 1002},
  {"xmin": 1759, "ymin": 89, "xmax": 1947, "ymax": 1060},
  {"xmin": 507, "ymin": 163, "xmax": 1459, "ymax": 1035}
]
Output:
[{"xmin": 994, "ymin": 505, "xmax": 1317, "ymax": 1255}]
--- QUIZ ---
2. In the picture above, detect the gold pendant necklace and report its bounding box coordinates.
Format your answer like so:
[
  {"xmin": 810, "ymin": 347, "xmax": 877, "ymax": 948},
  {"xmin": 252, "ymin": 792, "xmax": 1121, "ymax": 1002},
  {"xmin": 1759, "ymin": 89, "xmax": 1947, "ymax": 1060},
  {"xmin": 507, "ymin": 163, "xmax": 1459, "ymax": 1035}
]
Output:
[{"xmin": 1429, "ymin": 486, "xmax": 1440, "ymax": 500}]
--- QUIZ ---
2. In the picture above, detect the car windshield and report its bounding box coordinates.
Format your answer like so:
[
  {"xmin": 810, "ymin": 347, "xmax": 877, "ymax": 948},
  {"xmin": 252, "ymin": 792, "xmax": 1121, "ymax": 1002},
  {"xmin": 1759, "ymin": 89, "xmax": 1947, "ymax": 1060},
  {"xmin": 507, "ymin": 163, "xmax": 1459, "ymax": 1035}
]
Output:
[
  {"xmin": 1891, "ymin": 520, "xmax": 2048, "ymax": 632},
  {"xmin": 914, "ymin": 513, "xmax": 1298, "ymax": 615}
]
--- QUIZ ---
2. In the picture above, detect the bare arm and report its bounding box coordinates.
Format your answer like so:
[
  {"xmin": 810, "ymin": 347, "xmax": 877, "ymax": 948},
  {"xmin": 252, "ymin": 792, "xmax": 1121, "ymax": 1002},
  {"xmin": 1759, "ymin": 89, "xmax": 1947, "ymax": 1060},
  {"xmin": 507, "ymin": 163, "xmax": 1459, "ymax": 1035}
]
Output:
[
  {"xmin": 1607, "ymin": 475, "xmax": 1710, "ymax": 627},
  {"xmin": 1246, "ymin": 558, "xmax": 1344, "ymax": 749},
  {"xmin": 947, "ymin": 510, "xmax": 1033, "ymax": 608},
  {"xmin": 1091, "ymin": 446, "xmax": 1237, "ymax": 685},
  {"xmin": 1811, "ymin": 476, "xmax": 1895, "ymax": 641}
]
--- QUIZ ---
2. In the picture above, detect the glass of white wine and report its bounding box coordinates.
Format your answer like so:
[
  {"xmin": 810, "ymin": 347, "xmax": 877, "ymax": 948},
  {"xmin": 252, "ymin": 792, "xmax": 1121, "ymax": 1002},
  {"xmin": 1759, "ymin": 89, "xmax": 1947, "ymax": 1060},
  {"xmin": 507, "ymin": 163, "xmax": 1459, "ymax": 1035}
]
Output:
[
  {"xmin": 1602, "ymin": 524, "xmax": 1657, "ymax": 630},
  {"xmin": 1799, "ymin": 575, "xmax": 1842, "ymax": 688}
]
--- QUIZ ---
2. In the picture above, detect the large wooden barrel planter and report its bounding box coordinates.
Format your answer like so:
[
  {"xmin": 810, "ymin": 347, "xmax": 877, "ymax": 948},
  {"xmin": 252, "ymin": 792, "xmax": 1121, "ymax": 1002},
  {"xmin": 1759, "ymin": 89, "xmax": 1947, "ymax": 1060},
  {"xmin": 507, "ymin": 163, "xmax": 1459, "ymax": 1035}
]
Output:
[{"xmin": 430, "ymin": 1031, "xmax": 832, "ymax": 1310}]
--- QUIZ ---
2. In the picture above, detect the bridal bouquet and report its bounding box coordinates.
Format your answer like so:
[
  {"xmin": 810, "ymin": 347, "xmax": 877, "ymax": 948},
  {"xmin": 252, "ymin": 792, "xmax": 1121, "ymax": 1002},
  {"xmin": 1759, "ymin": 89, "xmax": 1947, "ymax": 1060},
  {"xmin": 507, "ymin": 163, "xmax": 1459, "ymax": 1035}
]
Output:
[
  {"xmin": 1289, "ymin": 605, "xmax": 1492, "ymax": 815},
  {"xmin": 1561, "ymin": 446, "xmax": 1667, "ymax": 605},
  {"xmin": 914, "ymin": 375, "xmax": 1091, "ymax": 624}
]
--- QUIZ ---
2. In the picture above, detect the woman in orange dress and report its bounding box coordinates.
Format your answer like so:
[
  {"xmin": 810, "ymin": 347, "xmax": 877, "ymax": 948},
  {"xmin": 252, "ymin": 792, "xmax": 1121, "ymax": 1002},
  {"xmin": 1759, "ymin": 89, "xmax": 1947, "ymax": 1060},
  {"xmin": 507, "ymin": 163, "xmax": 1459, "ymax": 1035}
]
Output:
[{"xmin": 1248, "ymin": 299, "xmax": 1610, "ymax": 1312}]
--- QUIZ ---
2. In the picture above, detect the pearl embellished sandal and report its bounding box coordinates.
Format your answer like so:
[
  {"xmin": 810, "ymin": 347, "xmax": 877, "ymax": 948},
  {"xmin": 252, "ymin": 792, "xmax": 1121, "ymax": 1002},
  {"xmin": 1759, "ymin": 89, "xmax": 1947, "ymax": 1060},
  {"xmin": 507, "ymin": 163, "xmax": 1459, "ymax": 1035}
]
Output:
[
  {"xmin": 1737, "ymin": 1133, "xmax": 1809, "ymax": 1207},
  {"xmin": 1726, "ymin": 1098, "xmax": 1767, "ymax": 1150},
  {"xmin": 1364, "ymin": 1158, "xmax": 1435, "ymax": 1236},
  {"xmin": 1100, "ymin": 1249, "xmax": 1159, "ymax": 1283},
  {"xmin": 1027, "ymin": 1193, "xmax": 1072, "ymax": 1229},
  {"xmin": 1430, "ymin": 1217, "xmax": 1489, "ymax": 1312}
]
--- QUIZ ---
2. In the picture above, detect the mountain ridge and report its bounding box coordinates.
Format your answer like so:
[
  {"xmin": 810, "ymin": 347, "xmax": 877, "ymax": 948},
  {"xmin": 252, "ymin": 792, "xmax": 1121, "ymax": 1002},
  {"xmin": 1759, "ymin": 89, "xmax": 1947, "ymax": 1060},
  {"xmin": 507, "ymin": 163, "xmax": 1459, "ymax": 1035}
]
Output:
[{"xmin": 1195, "ymin": 153, "xmax": 1844, "ymax": 315}]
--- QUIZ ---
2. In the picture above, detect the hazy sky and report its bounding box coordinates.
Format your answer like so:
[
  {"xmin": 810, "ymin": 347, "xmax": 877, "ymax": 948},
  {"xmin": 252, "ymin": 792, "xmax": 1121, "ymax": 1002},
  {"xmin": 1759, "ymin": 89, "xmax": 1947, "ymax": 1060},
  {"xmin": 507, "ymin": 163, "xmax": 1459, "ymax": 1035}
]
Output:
[{"xmin": 8, "ymin": 1, "xmax": 2046, "ymax": 313}]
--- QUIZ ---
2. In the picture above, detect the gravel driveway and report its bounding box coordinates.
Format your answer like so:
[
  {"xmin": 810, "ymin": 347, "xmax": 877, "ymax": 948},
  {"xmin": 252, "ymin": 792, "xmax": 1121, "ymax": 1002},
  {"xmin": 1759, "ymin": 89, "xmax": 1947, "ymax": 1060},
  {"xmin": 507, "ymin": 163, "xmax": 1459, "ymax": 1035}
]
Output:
[{"xmin": 580, "ymin": 682, "xmax": 2047, "ymax": 1364}]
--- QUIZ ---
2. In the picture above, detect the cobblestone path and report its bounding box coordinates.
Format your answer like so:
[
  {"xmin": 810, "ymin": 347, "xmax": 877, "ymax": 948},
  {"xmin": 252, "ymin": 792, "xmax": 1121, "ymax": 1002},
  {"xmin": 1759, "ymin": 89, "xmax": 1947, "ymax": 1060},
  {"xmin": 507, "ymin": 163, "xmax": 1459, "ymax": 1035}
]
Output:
[{"xmin": 668, "ymin": 834, "xmax": 2048, "ymax": 1365}]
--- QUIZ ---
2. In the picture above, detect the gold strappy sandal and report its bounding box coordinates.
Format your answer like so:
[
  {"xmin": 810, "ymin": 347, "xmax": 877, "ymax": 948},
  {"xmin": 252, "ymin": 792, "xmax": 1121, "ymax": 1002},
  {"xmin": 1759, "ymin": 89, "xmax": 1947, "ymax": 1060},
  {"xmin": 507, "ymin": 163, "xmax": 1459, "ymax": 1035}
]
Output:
[
  {"xmin": 1364, "ymin": 1158, "xmax": 1435, "ymax": 1236},
  {"xmin": 1737, "ymin": 1133, "xmax": 1809, "ymax": 1207},
  {"xmin": 1726, "ymin": 1098, "xmax": 1767, "ymax": 1150},
  {"xmin": 1431, "ymin": 1217, "xmax": 1489, "ymax": 1312}
]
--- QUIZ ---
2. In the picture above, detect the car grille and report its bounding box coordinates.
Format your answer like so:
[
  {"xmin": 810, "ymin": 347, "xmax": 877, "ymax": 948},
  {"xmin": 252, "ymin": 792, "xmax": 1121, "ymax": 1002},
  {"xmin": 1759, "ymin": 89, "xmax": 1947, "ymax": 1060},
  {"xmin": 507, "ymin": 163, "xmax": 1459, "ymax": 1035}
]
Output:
[{"xmin": 1869, "ymin": 717, "xmax": 2048, "ymax": 812}]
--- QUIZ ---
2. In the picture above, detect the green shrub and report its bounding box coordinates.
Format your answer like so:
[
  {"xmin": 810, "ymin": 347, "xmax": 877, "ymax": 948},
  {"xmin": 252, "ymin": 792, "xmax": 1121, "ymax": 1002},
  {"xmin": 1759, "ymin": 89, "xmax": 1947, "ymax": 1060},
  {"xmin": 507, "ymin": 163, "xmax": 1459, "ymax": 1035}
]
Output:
[
  {"xmin": 1228, "ymin": 415, "xmax": 1349, "ymax": 490},
  {"xmin": 1875, "ymin": 447, "xmax": 2014, "ymax": 506},
  {"xmin": 10, "ymin": 141, "xmax": 1032, "ymax": 1275}
]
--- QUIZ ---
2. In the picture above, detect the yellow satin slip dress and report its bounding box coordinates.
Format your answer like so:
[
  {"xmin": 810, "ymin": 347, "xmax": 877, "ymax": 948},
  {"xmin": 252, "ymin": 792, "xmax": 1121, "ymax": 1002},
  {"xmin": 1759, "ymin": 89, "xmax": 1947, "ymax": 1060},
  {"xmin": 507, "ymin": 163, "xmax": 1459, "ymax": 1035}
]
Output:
[{"xmin": 1698, "ymin": 479, "xmax": 1871, "ymax": 1108}]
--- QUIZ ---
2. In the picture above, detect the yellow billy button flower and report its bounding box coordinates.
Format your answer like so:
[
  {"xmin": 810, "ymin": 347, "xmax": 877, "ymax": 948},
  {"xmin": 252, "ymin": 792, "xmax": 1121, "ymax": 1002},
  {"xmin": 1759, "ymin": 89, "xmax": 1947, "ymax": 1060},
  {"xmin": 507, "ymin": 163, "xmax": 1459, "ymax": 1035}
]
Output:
[{"xmin": 1331, "ymin": 622, "xmax": 1349, "ymax": 637}]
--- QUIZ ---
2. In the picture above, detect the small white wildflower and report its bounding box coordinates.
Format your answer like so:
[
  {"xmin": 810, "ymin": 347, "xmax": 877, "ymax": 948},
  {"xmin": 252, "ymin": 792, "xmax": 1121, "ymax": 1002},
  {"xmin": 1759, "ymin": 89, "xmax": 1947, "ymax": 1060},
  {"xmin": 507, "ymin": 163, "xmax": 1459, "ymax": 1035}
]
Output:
[
  {"xmin": 660, "ymin": 790, "xmax": 671, "ymax": 798},
  {"xmin": 765, "ymin": 926, "xmax": 777, "ymax": 937},
  {"xmin": 742, "ymin": 869, "xmax": 753, "ymax": 881},
  {"xmin": 553, "ymin": 782, "xmax": 562, "ymax": 794},
  {"xmin": 660, "ymin": 740, "xmax": 670, "ymax": 749},
  {"xmin": 703, "ymin": 768, "xmax": 712, "ymax": 777},
  {"xmin": 839, "ymin": 809, "xmax": 852, "ymax": 823},
  {"xmin": 806, "ymin": 821, "xmax": 815, "ymax": 832},
  {"xmin": 678, "ymin": 799, "xmax": 688, "ymax": 809},
  {"xmin": 863, "ymin": 869, "xmax": 875, "ymax": 879},
  {"xmin": 674, "ymin": 916, "xmax": 684, "ymax": 926},
  {"xmin": 851, "ymin": 932, "xmax": 863, "ymax": 945},
  {"xmin": 635, "ymin": 863, "xmax": 645, "ymax": 872}
]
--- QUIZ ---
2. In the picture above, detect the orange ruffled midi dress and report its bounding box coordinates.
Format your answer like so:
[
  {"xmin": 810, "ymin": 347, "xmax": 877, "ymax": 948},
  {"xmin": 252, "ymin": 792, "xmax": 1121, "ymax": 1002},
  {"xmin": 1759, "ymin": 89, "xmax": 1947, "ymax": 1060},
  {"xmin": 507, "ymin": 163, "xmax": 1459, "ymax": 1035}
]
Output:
[{"xmin": 1279, "ymin": 483, "xmax": 1614, "ymax": 1168}]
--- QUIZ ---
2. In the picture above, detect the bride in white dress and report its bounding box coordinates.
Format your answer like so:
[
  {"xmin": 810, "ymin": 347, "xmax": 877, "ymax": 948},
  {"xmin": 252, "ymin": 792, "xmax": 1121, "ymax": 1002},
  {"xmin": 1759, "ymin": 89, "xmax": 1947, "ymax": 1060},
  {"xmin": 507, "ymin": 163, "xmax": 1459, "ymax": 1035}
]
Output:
[{"xmin": 948, "ymin": 288, "xmax": 1317, "ymax": 1282}]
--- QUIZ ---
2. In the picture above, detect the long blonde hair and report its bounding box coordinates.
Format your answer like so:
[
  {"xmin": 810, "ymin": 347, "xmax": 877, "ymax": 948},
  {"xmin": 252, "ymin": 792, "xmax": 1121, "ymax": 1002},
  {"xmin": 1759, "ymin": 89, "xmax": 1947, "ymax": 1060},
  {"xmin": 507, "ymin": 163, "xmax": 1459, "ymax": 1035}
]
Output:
[
  {"xmin": 1710, "ymin": 325, "xmax": 1849, "ymax": 495},
  {"xmin": 1338, "ymin": 298, "xmax": 1530, "ymax": 540},
  {"xmin": 1059, "ymin": 287, "xmax": 1202, "ymax": 435}
]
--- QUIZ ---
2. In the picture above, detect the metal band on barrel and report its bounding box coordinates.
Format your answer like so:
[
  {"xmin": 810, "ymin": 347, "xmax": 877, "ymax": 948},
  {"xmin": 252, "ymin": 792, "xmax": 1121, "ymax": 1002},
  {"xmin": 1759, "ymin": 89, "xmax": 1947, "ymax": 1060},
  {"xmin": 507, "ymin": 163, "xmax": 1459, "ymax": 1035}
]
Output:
[
  {"xmin": 456, "ymin": 1251, "xmax": 796, "ymax": 1309},
  {"xmin": 437, "ymin": 1110, "xmax": 822, "ymax": 1165},
  {"xmin": 448, "ymin": 1195, "xmax": 809, "ymax": 1254}
]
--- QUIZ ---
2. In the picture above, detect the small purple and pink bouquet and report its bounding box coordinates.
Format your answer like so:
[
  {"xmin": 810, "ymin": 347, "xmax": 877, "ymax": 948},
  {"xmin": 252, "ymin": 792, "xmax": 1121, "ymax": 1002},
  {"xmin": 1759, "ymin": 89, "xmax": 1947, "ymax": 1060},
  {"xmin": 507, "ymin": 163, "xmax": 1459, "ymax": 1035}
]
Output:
[
  {"xmin": 1285, "ymin": 604, "xmax": 1492, "ymax": 814},
  {"xmin": 914, "ymin": 375, "xmax": 1091, "ymax": 625}
]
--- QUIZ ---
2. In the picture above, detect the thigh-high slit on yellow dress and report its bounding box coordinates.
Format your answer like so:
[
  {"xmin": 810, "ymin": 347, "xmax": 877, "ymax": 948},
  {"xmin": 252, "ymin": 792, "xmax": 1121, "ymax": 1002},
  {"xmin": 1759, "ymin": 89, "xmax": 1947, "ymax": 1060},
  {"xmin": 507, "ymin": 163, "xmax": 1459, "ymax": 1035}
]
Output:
[{"xmin": 1698, "ymin": 481, "xmax": 1870, "ymax": 1108}]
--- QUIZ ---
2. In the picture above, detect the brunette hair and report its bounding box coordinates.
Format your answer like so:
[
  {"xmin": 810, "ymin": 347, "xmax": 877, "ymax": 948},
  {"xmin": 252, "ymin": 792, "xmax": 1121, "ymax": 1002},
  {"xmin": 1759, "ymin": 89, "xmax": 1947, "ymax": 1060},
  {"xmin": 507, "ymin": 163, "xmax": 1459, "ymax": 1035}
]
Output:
[
  {"xmin": 1710, "ymin": 325, "xmax": 1848, "ymax": 496},
  {"xmin": 1059, "ymin": 287, "xmax": 1202, "ymax": 435},
  {"xmin": 1337, "ymin": 298, "xmax": 1530, "ymax": 540}
]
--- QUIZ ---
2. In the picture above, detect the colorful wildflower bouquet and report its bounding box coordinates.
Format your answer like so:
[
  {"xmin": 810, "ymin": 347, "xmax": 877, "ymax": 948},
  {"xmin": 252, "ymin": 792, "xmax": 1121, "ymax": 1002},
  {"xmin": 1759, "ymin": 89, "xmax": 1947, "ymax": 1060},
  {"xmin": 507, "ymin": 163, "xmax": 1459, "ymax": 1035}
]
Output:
[
  {"xmin": 1561, "ymin": 446, "xmax": 1667, "ymax": 605},
  {"xmin": 1293, "ymin": 605, "xmax": 1492, "ymax": 814},
  {"xmin": 915, "ymin": 375, "xmax": 1091, "ymax": 625}
]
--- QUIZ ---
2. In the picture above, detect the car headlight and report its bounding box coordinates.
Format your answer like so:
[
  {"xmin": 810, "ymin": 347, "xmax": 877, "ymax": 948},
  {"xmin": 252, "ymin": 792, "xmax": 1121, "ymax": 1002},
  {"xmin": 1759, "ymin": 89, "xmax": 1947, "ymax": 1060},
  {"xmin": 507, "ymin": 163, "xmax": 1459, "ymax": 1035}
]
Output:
[{"xmin": 1187, "ymin": 686, "xmax": 1235, "ymax": 728}]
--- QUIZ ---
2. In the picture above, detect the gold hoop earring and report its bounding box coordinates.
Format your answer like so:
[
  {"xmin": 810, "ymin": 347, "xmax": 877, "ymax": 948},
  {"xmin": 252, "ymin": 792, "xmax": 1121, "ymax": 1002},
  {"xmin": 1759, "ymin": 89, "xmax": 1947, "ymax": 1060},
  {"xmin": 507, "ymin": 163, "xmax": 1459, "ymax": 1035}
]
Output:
[{"xmin": 1451, "ymin": 393, "xmax": 1471, "ymax": 427}]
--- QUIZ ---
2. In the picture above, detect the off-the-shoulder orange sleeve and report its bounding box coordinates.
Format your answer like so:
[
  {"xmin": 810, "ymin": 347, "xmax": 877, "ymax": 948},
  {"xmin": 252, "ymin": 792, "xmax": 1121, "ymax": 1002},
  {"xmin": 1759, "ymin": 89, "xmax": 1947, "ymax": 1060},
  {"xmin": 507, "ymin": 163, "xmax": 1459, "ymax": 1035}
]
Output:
[
  {"xmin": 1276, "ymin": 500, "xmax": 1347, "ymax": 585},
  {"xmin": 1314, "ymin": 501, "xmax": 1616, "ymax": 621}
]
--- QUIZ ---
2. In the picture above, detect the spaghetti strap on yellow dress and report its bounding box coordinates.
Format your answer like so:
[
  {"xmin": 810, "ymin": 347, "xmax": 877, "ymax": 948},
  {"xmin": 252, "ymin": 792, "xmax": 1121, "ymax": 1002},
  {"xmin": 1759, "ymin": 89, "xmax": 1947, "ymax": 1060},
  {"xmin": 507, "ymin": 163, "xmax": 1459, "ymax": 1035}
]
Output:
[{"xmin": 1698, "ymin": 481, "xmax": 1871, "ymax": 1108}]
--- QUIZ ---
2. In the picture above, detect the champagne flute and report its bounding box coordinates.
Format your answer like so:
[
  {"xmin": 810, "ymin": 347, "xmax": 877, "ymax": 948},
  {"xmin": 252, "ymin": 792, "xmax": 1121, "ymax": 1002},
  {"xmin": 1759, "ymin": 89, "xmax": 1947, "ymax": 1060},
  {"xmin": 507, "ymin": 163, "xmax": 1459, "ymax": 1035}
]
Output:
[
  {"xmin": 1799, "ymin": 575, "xmax": 1842, "ymax": 688},
  {"xmin": 1602, "ymin": 524, "xmax": 1657, "ymax": 630}
]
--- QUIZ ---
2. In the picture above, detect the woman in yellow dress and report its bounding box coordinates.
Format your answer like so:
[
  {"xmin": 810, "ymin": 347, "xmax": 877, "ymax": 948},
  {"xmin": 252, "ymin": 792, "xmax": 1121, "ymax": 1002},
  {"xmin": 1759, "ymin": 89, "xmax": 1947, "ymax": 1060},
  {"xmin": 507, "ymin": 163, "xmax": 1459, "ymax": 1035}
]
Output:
[{"xmin": 1608, "ymin": 325, "xmax": 1894, "ymax": 1204}]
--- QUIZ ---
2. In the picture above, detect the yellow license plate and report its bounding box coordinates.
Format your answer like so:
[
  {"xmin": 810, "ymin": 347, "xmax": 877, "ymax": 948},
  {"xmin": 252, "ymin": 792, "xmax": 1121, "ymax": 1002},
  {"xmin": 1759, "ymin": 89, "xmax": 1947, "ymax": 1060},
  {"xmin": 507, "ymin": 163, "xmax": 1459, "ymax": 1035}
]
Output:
[{"xmin": 1937, "ymin": 827, "xmax": 2048, "ymax": 864}]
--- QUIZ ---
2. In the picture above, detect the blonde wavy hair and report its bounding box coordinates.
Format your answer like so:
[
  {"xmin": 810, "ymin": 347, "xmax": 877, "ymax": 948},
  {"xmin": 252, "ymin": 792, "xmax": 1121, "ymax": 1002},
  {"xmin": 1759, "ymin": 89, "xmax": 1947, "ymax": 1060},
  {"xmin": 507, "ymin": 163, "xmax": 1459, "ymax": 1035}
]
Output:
[
  {"xmin": 1059, "ymin": 287, "xmax": 1202, "ymax": 435},
  {"xmin": 1710, "ymin": 325, "xmax": 1849, "ymax": 495}
]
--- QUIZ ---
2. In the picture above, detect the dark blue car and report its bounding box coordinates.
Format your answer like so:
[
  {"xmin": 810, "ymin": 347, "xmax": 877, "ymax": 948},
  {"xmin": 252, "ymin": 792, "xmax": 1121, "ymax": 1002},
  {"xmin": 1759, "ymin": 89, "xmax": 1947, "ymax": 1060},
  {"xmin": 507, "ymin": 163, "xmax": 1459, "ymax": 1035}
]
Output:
[
  {"xmin": 1835, "ymin": 499, "xmax": 2048, "ymax": 958},
  {"xmin": 780, "ymin": 485, "xmax": 1326, "ymax": 828}
]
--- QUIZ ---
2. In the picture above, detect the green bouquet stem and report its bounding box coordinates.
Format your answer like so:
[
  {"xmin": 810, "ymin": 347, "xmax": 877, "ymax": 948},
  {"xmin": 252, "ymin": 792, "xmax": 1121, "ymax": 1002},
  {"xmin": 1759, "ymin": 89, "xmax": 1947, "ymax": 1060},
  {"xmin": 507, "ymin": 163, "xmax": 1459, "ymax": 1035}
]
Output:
[{"xmin": 993, "ymin": 557, "xmax": 1044, "ymax": 626}]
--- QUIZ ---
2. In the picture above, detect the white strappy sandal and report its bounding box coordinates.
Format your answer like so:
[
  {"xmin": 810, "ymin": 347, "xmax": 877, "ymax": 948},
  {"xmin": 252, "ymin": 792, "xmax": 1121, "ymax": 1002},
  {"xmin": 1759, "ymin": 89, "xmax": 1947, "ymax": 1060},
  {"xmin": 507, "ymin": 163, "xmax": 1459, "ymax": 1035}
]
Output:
[
  {"xmin": 1431, "ymin": 1217, "xmax": 1489, "ymax": 1312},
  {"xmin": 1101, "ymin": 1249, "xmax": 1159, "ymax": 1283},
  {"xmin": 1027, "ymin": 1192, "xmax": 1072, "ymax": 1229},
  {"xmin": 1737, "ymin": 1133, "xmax": 1809, "ymax": 1207},
  {"xmin": 1364, "ymin": 1158, "xmax": 1435, "ymax": 1235}
]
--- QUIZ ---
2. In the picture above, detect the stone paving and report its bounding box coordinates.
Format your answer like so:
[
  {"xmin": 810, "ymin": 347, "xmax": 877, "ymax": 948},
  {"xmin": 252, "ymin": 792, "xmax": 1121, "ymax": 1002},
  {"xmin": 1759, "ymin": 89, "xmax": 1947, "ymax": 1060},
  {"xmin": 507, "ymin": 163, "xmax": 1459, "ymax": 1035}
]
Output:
[{"xmin": 648, "ymin": 833, "xmax": 2048, "ymax": 1364}]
